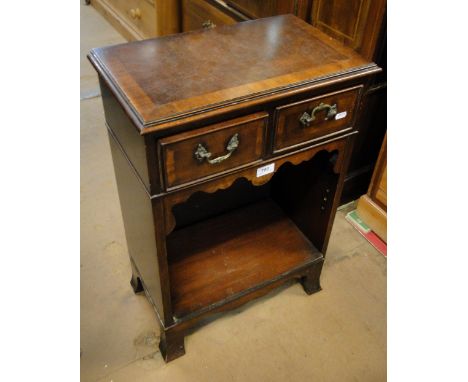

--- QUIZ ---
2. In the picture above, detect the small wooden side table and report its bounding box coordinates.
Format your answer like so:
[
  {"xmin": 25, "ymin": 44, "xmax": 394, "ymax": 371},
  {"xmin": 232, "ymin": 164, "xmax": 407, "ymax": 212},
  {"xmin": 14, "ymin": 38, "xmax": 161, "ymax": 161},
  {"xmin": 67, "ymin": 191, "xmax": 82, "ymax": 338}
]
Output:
[{"xmin": 88, "ymin": 15, "xmax": 380, "ymax": 362}]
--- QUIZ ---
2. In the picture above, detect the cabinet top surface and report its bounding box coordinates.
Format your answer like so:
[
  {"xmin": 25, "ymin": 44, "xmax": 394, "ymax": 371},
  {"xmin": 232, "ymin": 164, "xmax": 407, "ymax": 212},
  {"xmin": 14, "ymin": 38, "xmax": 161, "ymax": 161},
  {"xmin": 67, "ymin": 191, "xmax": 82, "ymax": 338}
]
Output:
[{"xmin": 88, "ymin": 15, "xmax": 377, "ymax": 134}]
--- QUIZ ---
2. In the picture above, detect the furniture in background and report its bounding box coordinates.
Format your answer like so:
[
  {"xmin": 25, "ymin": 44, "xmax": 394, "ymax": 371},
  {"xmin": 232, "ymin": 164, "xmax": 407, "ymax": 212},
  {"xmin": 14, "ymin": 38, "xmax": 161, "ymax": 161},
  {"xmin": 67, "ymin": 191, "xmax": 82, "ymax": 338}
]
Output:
[
  {"xmin": 357, "ymin": 134, "xmax": 387, "ymax": 242},
  {"xmin": 88, "ymin": 15, "xmax": 380, "ymax": 362},
  {"xmin": 308, "ymin": 0, "xmax": 387, "ymax": 202},
  {"xmin": 91, "ymin": 0, "xmax": 180, "ymax": 40},
  {"xmin": 90, "ymin": 0, "xmax": 387, "ymax": 203}
]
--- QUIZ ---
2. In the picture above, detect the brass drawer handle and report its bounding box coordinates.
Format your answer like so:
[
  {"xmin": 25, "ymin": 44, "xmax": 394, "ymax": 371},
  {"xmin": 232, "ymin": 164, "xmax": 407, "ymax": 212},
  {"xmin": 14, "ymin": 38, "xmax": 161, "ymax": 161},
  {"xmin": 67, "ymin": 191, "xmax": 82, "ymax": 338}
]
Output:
[
  {"xmin": 299, "ymin": 102, "xmax": 337, "ymax": 127},
  {"xmin": 202, "ymin": 20, "xmax": 216, "ymax": 29},
  {"xmin": 194, "ymin": 133, "xmax": 239, "ymax": 165},
  {"xmin": 130, "ymin": 8, "xmax": 141, "ymax": 19}
]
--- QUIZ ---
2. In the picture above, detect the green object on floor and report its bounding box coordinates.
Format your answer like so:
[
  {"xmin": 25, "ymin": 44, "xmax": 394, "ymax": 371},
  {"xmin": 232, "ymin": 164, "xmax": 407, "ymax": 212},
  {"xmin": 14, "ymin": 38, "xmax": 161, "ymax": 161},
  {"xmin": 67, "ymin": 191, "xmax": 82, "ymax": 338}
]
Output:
[{"xmin": 345, "ymin": 210, "xmax": 371, "ymax": 233}]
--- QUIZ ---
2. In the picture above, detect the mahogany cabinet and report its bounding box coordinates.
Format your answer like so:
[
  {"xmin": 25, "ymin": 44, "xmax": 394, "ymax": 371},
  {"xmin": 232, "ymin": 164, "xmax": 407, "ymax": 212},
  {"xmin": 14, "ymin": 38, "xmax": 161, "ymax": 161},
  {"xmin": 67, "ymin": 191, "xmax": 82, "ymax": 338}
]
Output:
[
  {"xmin": 180, "ymin": 0, "xmax": 387, "ymax": 201},
  {"xmin": 310, "ymin": 0, "xmax": 387, "ymax": 201},
  {"xmin": 88, "ymin": 15, "xmax": 380, "ymax": 362}
]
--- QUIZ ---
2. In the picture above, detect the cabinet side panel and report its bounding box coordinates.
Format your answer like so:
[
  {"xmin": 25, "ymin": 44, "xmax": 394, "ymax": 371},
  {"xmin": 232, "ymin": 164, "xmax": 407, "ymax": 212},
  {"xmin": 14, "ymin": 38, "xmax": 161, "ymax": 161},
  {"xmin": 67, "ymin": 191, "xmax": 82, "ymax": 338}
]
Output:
[
  {"xmin": 107, "ymin": 130, "xmax": 166, "ymax": 324},
  {"xmin": 271, "ymin": 147, "xmax": 340, "ymax": 253},
  {"xmin": 99, "ymin": 77, "xmax": 153, "ymax": 192},
  {"xmin": 341, "ymin": 86, "xmax": 386, "ymax": 202}
]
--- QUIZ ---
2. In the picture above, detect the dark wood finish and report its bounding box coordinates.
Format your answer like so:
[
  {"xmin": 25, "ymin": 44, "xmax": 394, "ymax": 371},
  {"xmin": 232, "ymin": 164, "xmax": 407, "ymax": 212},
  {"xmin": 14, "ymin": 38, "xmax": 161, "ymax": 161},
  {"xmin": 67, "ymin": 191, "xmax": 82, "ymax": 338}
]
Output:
[
  {"xmin": 310, "ymin": 0, "xmax": 386, "ymax": 61},
  {"xmin": 342, "ymin": 82, "xmax": 386, "ymax": 203},
  {"xmin": 309, "ymin": 0, "xmax": 387, "ymax": 201},
  {"xmin": 175, "ymin": 0, "xmax": 388, "ymax": 206},
  {"xmin": 99, "ymin": 76, "xmax": 151, "ymax": 191},
  {"xmin": 107, "ymin": 127, "xmax": 172, "ymax": 323},
  {"xmin": 161, "ymin": 137, "xmax": 349, "ymax": 236},
  {"xmin": 160, "ymin": 112, "xmax": 267, "ymax": 189},
  {"xmin": 181, "ymin": 0, "xmax": 241, "ymax": 32},
  {"xmin": 88, "ymin": 15, "xmax": 378, "ymax": 134},
  {"xmin": 95, "ymin": 0, "xmax": 386, "ymax": 202},
  {"xmin": 89, "ymin": 16, "xmax": 379, "ymax": 362},
  {"xmin": 301, "ymin": 259, "xmax": 324, "ymax": 294},
  {"xmin": 167, "ymin": 199, "xmax": 322, "ymax": 318},
  {"xmin": 273, "ymin": 85, "xmax": 361, "ymax": 153},
  {"xmin": 226, "ymin": 0, "xmax": 311, "ymax": 21},
  {"xmin": 130, "ymin": 258, "xmax": 144, "ymax": 294}
]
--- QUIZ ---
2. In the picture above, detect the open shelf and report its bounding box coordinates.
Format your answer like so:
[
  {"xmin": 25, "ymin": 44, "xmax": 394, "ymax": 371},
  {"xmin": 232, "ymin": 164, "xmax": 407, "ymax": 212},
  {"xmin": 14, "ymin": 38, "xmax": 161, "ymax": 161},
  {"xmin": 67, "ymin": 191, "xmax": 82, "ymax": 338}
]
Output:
[{"xmin": 167, "ymin": 198, "xmax": 322, "ymax": 319}]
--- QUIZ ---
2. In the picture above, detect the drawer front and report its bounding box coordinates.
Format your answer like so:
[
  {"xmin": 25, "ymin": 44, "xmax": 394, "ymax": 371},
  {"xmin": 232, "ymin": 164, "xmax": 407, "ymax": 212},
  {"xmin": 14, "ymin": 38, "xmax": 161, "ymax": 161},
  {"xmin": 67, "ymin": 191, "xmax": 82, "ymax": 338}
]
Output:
[
  {"xmin": 273, "ymin": 86, "xmax": 362, "ymax": 152},
  {"xmin": 115, "ymin": 0, "xmax": 156, "ymax": 37},
  {"xmin": 182, "ymin": 0, "xmax": 238, "ymax": 32},
  {"xmin": 160, "ymin": 112, "xmax": 268, "ymax": 189}
]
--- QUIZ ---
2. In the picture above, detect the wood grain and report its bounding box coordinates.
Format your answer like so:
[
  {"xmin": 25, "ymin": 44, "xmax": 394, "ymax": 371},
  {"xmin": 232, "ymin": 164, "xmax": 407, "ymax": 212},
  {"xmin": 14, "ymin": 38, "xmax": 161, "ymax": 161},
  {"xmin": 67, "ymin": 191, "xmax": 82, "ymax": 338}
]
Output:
[
  {"xmin": 368, "ymin": 134, "xmax": 387, "ymax": 211},
  {"xmin": 226, "ymin": 0, "xmax": 310, "ymax": 20},
  {"xmin": 311, "ymin": 0, "xmax": 386, "ymax": 61},
  {"xmin": 92, "ymin": 0, "xmax": 148, "ymax": 41},
  {"xmin": 274, "ymin": 85, "xmax": 361, "ymax": 152},
  {"xmin": 356, "ymin": 134, "xmax": 387, "ymax": 242},
  {"xmin": 356, "ymin": 195, "xmax": 386, "ymax": 242},
  {"xmin": 160, "ymin": 112, "xmax": 267, "ymax": 188},
  {"xmin": 182, "ymin": 0, "xmax": 239, "ymax": 32},
  {"xmin": 155, "ymin": 0, "xmax": 180, "ymax": 36},
  {"xmin": 167, "ymin": 199, "xmax": 322, "ymax": 318},
  {"xmin": 88, "ymin": 15, "xmax": 378, "ymax": 133},
  {"xmin": 93, "ymin": 15, "xmax": 381, "ymax": 362}
]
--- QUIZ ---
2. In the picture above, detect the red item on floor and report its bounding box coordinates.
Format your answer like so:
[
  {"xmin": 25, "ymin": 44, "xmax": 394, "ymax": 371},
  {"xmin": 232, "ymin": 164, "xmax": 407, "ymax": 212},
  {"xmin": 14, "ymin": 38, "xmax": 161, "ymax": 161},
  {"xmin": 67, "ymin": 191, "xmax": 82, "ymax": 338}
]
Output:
[
  {"xmin": 356, "ymin": 228, "xmax": 387, "ymax": 257},
  {"xmin": 345, "ymin": 209, "xmax": 387, "ymax": 257}
]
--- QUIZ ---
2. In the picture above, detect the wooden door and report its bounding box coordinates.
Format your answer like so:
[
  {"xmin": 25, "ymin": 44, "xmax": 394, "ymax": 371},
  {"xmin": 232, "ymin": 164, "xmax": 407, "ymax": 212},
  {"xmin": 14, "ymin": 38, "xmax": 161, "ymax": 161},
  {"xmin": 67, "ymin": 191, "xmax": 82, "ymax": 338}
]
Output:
[{"xmin": 310, "ymin": 0, "xmax": 386, "ymax": 60}]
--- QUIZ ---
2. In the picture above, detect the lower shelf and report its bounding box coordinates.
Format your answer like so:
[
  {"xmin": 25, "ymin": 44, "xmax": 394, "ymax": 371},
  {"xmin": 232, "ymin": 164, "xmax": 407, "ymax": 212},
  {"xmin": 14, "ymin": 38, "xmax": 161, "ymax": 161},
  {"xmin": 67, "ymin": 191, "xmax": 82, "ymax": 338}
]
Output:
[{"xmin": 167, "ymin": 199, "xmax": 322, "ymax": 319}]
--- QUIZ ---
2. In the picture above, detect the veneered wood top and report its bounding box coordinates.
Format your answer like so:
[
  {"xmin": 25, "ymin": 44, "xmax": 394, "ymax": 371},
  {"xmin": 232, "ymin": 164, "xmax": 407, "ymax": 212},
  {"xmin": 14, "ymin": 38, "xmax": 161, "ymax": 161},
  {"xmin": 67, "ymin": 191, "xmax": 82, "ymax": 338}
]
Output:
[{"xmin": 88, "ymin": 14, "xmax": 379, "ymax": 134}]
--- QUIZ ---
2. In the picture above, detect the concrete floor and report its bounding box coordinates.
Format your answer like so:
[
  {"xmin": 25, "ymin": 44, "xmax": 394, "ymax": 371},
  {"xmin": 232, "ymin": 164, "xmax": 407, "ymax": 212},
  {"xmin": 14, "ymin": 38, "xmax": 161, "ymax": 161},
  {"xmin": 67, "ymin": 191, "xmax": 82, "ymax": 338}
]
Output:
[{"xmin": 80, "ymin": 3, "xmax": 387, "ymax": 381}]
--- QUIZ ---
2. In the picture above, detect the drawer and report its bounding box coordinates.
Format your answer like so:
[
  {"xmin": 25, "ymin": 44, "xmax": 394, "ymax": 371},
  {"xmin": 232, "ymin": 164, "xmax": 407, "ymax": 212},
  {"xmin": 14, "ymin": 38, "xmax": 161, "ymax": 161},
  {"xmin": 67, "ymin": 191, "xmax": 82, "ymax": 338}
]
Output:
[
  {"xmin": 182, "ymin": 0, "xmax": 238, "ymax": 32},
  {"xmin": 116, "ymin": 0, "xmax": 156, "ymax": 38},
  {"xmin": 273, "ymin": 86, "xmax": 362, "ymax": 152},
  {"xmin": 160, "ymin": 112, "xmax": 268, "ymax": 189}
]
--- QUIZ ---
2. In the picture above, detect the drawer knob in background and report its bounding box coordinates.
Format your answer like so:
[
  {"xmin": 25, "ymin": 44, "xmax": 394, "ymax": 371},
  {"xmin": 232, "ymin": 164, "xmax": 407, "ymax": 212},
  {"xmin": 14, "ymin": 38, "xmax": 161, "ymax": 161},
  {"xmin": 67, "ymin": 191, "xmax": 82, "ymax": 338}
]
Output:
[
  {"xmin": 299, "ymin": 103, "xmax": 338, "ymax": 127},
  {"xmin": 130, "ymin": 8, "xmax": 141, "ymax": 19},
  {"xmin": 194, "ymin": 133, "xmax": 239, "ymax": 165},
  {"xmin": 202, "ymin": 20, "xmax": 216, "ymax": 29}
]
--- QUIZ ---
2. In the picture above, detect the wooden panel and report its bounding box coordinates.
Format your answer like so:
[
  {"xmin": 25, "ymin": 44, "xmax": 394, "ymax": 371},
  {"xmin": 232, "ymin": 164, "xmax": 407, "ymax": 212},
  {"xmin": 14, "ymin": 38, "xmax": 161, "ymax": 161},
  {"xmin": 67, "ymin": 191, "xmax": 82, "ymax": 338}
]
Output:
[
  {"xmin": 107, "ymin": 129, "xmax": 171, "ymax": 324},
  {"xmin": 88, "ymin": 15, "xmax": 378, "ymax": 134},
  {"xmin": 226, "ymin": 0, "xmax": 310, "ymax": 20},
  {"xmin": 116, "ymin": 0, "xmax": 157, "ymax": 38},
  {"xmin": 313, "ymin": 0, "xmax": 366, "ymax": 41},
  {"xmin": 341, "ymin": 84, "xmax": 386, "ymax": 203},
  {"xmin": 375, "ymin": 165, "xmax": 387, "ymax": 206},
  {"xmin": 99, "ymin": 76, "xmax": 151, "ymax": 191},
  {"xmin": 311, "ymin": 0, "xmax": 386, "ymax": 60},
  {"xmin": 182, "ymin": 0, "xmax": 238, "ymax": 31},
  {"xmin": 356, "ymin": 194, "xmax": 386, "ymax": 242},
  {"xmin": 92, "ymin": 0, "xmax": 181, "ymax": 39},
  {"xmin": 161, "ymin": 137, "xmax": 348, "ymax": 237},
  {"xmin": 368, "ymin": 134, "xmax": 387, "ymax": 211},
  {"xmin": 154, "ymin": 0, "xmax": 180, "ymax": 36},
  {"xmin": 160, "ymin": 113, "xmax": 267, "ymax": 188},
  {"xmin": 167, "ymin": 199, "xmax": 322, "ymax": 318},
  {"xmin": 273, "ymin": 86, "xmax": 361, "ymax": 152},
  {"xmin": 92, "ymin": 0, "xmax": 148, "ymax": 40},
  {"xmin": 356, "ymin": 133, "xmax": 386, "ymax": 242}
]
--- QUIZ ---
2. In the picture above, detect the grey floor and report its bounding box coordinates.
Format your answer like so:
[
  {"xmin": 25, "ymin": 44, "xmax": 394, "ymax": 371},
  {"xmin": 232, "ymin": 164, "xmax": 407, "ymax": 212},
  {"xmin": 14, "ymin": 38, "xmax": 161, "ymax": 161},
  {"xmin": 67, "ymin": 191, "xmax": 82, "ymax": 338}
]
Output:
[{"xmin": 80, "ymin": 3, "xmax": 387, "ymax": 381}]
